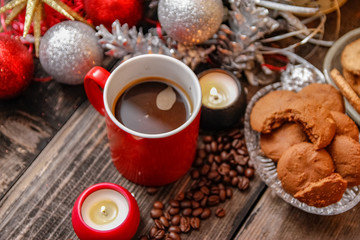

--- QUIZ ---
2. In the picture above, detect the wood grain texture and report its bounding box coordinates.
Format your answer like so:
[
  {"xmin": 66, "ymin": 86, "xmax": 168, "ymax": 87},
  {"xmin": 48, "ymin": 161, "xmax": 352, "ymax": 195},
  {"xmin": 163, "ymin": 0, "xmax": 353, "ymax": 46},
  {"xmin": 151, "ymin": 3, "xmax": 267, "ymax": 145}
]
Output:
[
  {"xmin": 236, "ymin": 188, "xmax": 360, "ymax": 240},
  {"xmin": 0, "ymin": 79, "xmax": 86, "ymax": 199}
]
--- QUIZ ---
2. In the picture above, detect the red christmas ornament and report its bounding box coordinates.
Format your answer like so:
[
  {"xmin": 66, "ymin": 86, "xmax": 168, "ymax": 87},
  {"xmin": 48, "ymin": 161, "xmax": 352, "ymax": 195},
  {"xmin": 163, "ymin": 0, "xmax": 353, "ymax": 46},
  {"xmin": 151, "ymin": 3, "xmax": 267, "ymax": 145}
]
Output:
[
  {"xmin": 0, "ymin": 35, "xmax": 34, "ymax": 99},
  {"xmin": 83, "ymin": 0, "xmax": 143, "ymax": 29}
]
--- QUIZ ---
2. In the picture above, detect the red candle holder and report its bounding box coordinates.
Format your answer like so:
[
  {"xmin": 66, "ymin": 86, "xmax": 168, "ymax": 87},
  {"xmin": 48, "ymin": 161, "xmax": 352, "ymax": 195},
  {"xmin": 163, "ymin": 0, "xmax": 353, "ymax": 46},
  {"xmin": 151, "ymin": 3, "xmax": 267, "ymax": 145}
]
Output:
[{"xmin": 72, "ymin": 183, "xmax": 140, "ymax": 240}]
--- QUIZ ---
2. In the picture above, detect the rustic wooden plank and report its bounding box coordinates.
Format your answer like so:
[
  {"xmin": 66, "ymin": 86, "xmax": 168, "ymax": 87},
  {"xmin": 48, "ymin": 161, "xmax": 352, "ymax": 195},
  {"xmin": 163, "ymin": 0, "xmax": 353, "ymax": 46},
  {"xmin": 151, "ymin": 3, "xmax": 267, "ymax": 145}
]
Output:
[
  {"xmin": 0, "ymin": 98, "xmax": 265, "ymax": 239},
  {"xmin": 0, "ymin": 58, "xmax": 115, "ymax": 200},
  {"xmin": 235, "ymin": 188, "xmax": 360, "ymax": 240}
]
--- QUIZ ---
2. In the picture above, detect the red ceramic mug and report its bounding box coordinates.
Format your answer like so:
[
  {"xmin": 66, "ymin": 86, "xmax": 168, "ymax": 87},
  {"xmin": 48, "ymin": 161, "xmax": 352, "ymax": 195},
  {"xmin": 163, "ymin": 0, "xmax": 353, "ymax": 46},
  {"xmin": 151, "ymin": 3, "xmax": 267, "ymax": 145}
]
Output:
[{"xmin": 84, "ymin": 54, "xmax": 202, "ymax": 186}]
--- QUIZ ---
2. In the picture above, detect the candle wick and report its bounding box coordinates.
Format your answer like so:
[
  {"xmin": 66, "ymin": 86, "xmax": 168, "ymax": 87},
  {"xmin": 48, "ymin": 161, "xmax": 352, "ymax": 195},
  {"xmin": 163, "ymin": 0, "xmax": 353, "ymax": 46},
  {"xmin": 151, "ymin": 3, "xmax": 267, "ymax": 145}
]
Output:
[{"xmin": 101, "ymin": 206, "xmax": 108, "ymax": 216}]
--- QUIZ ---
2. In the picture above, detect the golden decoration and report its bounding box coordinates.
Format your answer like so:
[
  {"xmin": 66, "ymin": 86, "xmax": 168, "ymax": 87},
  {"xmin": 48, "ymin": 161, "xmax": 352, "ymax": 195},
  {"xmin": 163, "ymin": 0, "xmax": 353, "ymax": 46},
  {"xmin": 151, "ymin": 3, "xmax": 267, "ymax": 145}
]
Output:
[{"xmin": 0, "ymin": 0, "xmax": 92, "ymax": 56}]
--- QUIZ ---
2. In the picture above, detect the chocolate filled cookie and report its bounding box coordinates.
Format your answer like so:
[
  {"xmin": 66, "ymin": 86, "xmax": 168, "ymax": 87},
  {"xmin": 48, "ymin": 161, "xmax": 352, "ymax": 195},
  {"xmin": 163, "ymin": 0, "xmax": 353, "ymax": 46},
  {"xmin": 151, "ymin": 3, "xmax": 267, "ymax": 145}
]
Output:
[
  {"xmin": 294, "ymin": 173, "xmax": 347, "ymax": 208},
  {"xmin": 298, "ymin": 83, "xmax": 345, "ymax": 113},
  {"xmin": 330, "ymin": 111, "xmax": 359, "ymax": 141},
  {"xmin": 277, "ymin": 142, "xmax": 334, "ymax": 196},
  {"xmin": 260, "ymin": 122, "xmax": 307, "ymax": 162},
  {"xmin": 327, "ymin": 135, "xmax": 360, "ymax": 187},
  {"xmin": 252, "ymin": 96, "xmax": 336, "ymax": 149},
  {"xmin": 250, "ymin": 90, "xmax": 299, "ymax": 133}
]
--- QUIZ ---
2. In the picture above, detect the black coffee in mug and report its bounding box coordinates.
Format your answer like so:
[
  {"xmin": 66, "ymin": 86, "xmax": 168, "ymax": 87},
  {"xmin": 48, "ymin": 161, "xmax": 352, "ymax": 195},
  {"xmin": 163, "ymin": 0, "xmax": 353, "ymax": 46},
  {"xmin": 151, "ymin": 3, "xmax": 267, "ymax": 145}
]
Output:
[{"xmin": 113, "ymin": 77, "xmax": 192, "ymax": 134}]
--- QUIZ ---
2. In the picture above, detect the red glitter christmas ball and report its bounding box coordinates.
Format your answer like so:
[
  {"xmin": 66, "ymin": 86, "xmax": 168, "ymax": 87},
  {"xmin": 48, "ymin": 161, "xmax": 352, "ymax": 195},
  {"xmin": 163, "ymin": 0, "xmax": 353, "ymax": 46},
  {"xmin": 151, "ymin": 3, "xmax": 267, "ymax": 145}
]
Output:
[
  {"xmin": 83, "ymin": 0, "xmax": 143, "ymax": 29},
  {"xmin": 0, "ymin": 35, "xmax": 34, "ymax": 99}
]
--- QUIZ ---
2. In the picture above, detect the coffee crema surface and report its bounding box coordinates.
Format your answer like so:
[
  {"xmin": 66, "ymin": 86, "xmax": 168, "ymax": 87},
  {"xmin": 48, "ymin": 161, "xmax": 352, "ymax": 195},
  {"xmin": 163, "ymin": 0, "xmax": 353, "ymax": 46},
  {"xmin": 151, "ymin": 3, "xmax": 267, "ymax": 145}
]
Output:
[{"xmin": 113, "ymin": 78, "xmax": 192, "ymax": 134}]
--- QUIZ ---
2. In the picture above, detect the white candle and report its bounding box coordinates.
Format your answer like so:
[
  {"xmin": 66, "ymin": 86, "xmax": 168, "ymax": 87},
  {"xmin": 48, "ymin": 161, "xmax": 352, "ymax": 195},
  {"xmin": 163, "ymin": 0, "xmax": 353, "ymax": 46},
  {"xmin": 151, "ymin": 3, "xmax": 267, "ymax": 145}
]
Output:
[
  {"xmin": 199, "ymin": 71, "xmax": 239, "ymax": 109},
  {"xmin": 81, "ymin": 189, "xmax": 129, "ymax": 231}
]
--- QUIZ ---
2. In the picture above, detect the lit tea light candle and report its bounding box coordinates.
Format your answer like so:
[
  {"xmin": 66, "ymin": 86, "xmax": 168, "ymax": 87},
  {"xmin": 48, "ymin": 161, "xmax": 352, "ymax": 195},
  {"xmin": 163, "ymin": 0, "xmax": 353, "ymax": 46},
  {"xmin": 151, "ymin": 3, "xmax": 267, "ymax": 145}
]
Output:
[
  {"xmin": 198, "ymin": 69, "xmax": 246, "ymax": 130},
  {"xmin": 81, "ymin": 189, "xmax": 128, "ymax": 230},
  {"xmin": 72, "ymin": 183, "xmax": 140, "ymax": 240}
]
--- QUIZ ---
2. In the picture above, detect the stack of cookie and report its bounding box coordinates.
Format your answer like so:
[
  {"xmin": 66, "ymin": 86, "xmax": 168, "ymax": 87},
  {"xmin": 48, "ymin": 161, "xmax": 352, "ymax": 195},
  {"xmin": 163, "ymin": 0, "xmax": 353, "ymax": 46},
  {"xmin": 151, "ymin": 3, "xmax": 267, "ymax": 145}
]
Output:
[
  {"xmin": 331, "ymin": 38, "xmax": 360, "ymax": 113},
  {"xmin": 250, "ymin": 83, "xmax": 360, "ymax": 208}
]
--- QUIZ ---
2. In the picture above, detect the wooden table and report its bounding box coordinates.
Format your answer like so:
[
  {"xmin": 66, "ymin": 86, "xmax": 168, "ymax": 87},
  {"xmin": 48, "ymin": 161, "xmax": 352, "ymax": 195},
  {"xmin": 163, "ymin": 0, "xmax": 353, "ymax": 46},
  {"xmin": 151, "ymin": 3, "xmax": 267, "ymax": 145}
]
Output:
[{"xmin": 1, "ymin": 1, "xmax": 360, "ymax": 239}]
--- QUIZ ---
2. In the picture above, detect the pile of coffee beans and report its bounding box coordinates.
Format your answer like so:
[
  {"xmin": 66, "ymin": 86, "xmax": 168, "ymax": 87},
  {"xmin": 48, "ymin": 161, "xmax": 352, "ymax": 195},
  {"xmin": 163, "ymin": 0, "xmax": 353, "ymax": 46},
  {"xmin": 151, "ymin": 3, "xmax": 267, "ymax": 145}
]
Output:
[{"xmin": 142, "ymin": 127, "xmax": 254, "ymax": 240}]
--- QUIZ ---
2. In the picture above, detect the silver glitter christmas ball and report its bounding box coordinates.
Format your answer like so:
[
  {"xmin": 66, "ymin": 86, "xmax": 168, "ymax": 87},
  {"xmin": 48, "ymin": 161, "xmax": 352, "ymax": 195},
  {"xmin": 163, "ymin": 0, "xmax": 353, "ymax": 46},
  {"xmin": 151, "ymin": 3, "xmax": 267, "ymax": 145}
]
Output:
[
  {"xmin": 158, "ymin": 0, "xmax": 223, "ymax": 45},
  {"xmin": 39, "ymin": 21, "xmax": 103, "ymax": 85}
]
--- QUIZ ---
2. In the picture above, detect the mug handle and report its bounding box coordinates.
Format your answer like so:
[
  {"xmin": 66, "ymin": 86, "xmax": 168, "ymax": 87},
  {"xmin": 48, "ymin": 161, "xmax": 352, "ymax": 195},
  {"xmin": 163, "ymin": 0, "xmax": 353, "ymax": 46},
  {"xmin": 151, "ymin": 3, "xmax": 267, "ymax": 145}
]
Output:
[{"xmin": 84, "ymin": 67, "xmax": 110, "ymax": 116}]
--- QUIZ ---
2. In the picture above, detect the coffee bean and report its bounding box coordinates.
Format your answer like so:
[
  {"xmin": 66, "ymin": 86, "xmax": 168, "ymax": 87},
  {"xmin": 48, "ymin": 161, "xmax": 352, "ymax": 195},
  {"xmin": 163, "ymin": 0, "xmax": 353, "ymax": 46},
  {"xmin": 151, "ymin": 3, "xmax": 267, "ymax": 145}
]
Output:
[
  {"xmin": 200, "ymin": 186, "xmax": 210, "ymax": 195},
  {"xmin": 238, "ymin": 176, "xmax": 250, "ymax": 190},
  {"xmin": 200, "ymin": 208, "xmax": 211, "ymax": 219},
  {"xmin": 228, "ymin": 128, "xmax": 240, "ymax": 137},
  {"xmin": 190, "ymin": 180, "xmax": 198, "ymax": 191},
  {"xmin": 192, "ymin": 207, "xmax": 203, "ymax": 217},
  {"xmin": 207, "ymin": 170, "xmax": 219, "ymax": 180},
  {"xmin": 149, "ymin": 227, "xmax": 158, "ymax": 238},
  {"xmin": 210, "ymin": 162, "xmax": 218, "ymax": 171},
  {"xmin": 180, "ymin": 216, "xmax": 191, "ymax": 233},
  {"xmin": 191, "ymin": 200, "xmax": 200, "ymax": 209},
  {"xmin": 193, "ymin": 191, "xmax": 204, "ymax": 202},
  {"xmin": 169, "ymin": 200, "xmax": 180, "ymax": 208},
  {"xmin": 224, "ymin": 142, "xmax": 231, "ymax": 151},
  {"xmin": 182, "ymin": 208, "xmax": 192, "ymax": 216},
  {"xmin": 191, "ymin": 169, "xmax": 200, "ymax": 179},
  {"xmin": 223, "ymin": 175, "xmax": 231, "ymax": 184},
  {"xmin": 231, "ymin": 175, "xmax": 239, "ymax": 186},
  {"xmin": 200, "ymin": 196, "xmax": 208, "ymax": 207},
  {"xmin": 236, "ymin": 165, "xmax": 244, "ymax": 175},
  {"xmin": 205, "ymin": 143, "xmax": 212, "ymax": 153},
  {"xmin": 232, "ymin": 139, "xmax": 240, "ymax": 148},
  {"xmin": 168, "ymin": 207, "xmax": 180, "ymax": 215},
  {"xmin": 244, "ymin": 167, "xmax": 255, "ymax": 178},
  {"xmin": 159, "ymin": 216, "xmax": 169, "ymax": 228},
  {"xmin": 168, "ymin": 232, "xmax": 181, "ymax": 240},
  {"xmin": 171, "ymin": 215, "xmax": 181, "ymax": 226},
  {"xmin": 210, "ymin": 186, "xmax": 220, "ymax": 195},
  {"xmin": 154, "ymin": 229, "xmax": 165, "ymax": 239},
  {"xmin": 200, "ymin": 164, "xmax": 210, "ymax": 176},
  {"xmin": 207, "ymin": 195, "xmax": 220, "ymax": 206},
  {"xmin": 164, "ymin": 212, "xmax": 171, "ymax": 220},
  {"xmin": 220, "ymin": 151, "xmax": 228, "ymax": 161},
  {"xmin": 190, "ymin": 217, "xmax": 200, "ymax": 229},
  {"xmin": 174, "ymin": 192, "xmax": 185, "ymax": 201},
  {"xmin": 218, "ymin": 143, "xmax": 224, "ymax": 152},
  {"xmin": 180, "ymin": 200, "xmax": 192, "ymax": 208},
  {"xmin": 219, "ymin": 189, "xmax": 226, "ymax": 202},
  {"xmin": 197, "ymin": 178, "xmax": 207, "ymax": 188},
  {"xmin": 210, "ymin": 141, "xmax": 218, "ymax": 152},
  {"xmin": 140, "ymin": 235, "xmax": 149, "ymax": 240},
  {"xmin": 150, "ymin": 208, "xmax": 163, "ymax": 219},
  {"xmin": 155, "ymin": 219, "xmax": 165, "ymax": 229},
  {"xmin": 168, "ymin": 225, "xmax": 181, "ymax": 233},
  {"xmin": 214, "ymin": 155, "xmax": 222, "ymax": 164},
  {"xmin": 215, "ymin": 207, "xmax": 226, "ymax": 218},
  {"xmin": 197, "ymin": 149, "xmax": 207, "ymax": 158},
  {"xmin": 147, "ymin": 187, "xmax": 159, "ymax": 195},
  {"xmin": 193, "ymin": 157, "xmax": 203, "ymax": 167},
  {"xmin": 185, "ymin": 191, "xmax": 193, "ymax": 200},
  {"xmin": 153, "ymin": 201, "xmax": 164, "ymax": 209},
  {"xmin": 229, "ymin": 169, "xmax": 237, "ymax": 178},
  {"xmin": 203, "ymin": 135, "xmax": 213, "ymax": 143},
  {"xmin": 235, "ymin": 155, "xmax": 247, "ymax": 166},
  {"xmin": 218, "ymin": 163, "xmax": 230, "ymax": 176},
  {"xmin": 207, "ymin": 154, "xmax": 214, "ymax": 164}
]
